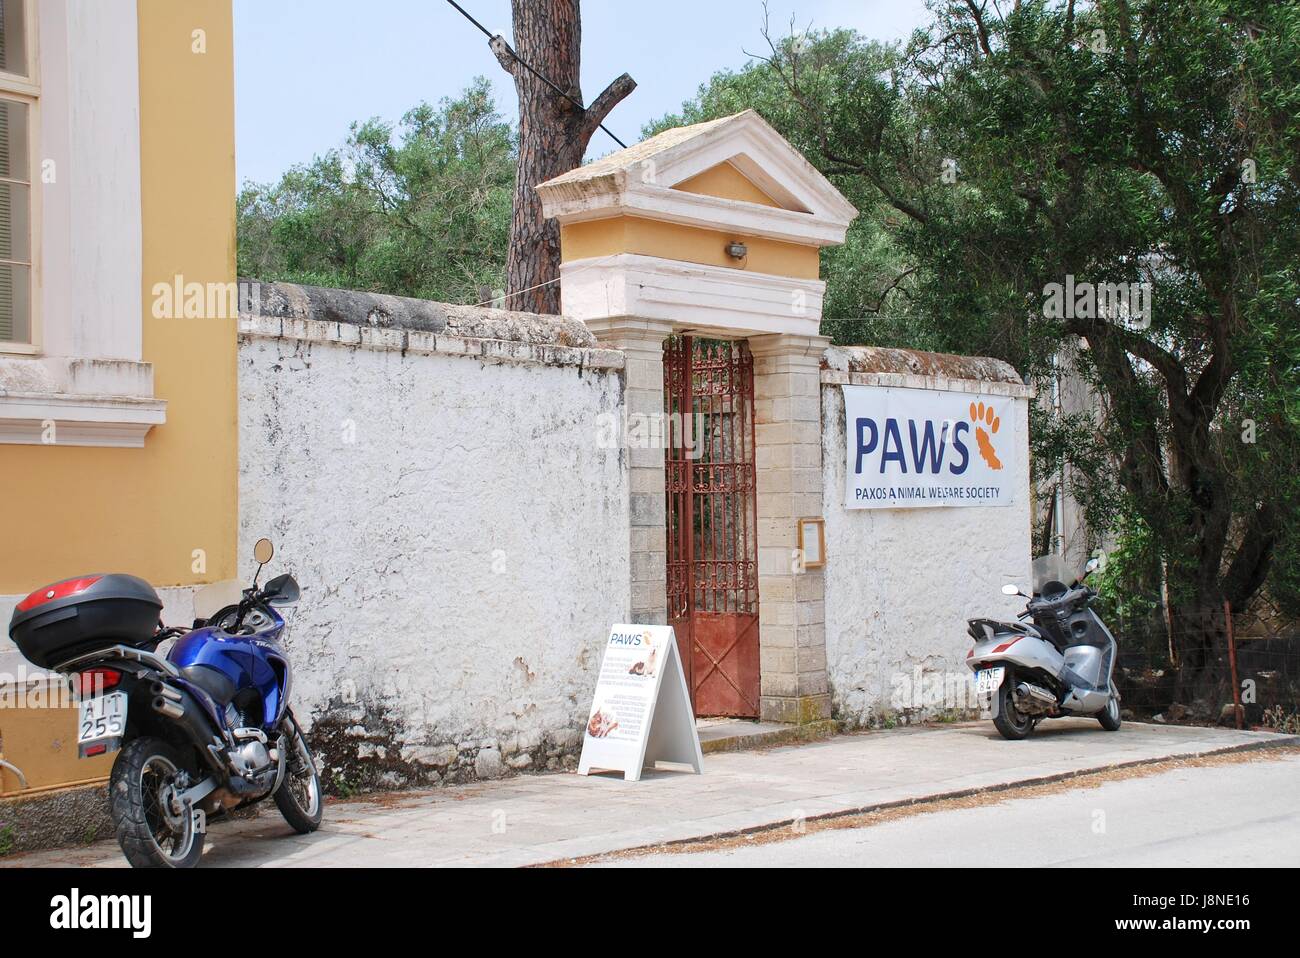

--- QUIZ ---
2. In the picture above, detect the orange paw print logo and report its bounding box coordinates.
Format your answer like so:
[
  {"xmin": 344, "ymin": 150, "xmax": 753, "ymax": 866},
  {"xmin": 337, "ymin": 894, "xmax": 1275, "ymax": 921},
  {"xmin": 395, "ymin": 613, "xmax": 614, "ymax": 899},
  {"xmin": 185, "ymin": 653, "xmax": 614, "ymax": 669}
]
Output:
[{"xmin": 969, "ymin": 401, "xmax": 1003, "ymax": 470}]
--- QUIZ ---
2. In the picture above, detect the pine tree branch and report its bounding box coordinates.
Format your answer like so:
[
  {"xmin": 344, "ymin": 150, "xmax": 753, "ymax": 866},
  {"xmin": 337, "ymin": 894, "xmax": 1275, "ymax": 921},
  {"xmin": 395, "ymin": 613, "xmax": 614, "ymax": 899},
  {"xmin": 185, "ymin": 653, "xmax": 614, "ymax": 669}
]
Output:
[
  {"xmin": 488, "ymin": 34, "xmax": 517, "ymax": 76},
  {"xmin": 581, "ymin": 73, "xmax": 636, "ymax": 144}
]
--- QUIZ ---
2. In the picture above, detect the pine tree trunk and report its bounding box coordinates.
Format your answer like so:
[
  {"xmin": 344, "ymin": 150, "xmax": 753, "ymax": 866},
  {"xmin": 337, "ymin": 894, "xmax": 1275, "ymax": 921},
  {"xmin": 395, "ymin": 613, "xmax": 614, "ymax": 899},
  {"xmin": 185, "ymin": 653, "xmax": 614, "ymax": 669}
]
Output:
[{"xmin": 492, "ymin": 0, "xmax": 634, "ymax": 314}]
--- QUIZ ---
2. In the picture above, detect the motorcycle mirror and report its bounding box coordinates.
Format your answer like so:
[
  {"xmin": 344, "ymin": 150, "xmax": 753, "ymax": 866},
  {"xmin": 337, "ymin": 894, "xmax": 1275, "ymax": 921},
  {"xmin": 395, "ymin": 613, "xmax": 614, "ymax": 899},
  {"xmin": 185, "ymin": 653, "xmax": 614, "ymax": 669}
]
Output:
[
  {"xmin": 1002, "ymin": 584, "xmax": 1022, "ymax": 596},
  {"xmin": 263, "ymin": 573, "xmax": 300, "ymax": 606},
  {"xmin": 253, "ymin": 538, "xmax": 275, "ymax": 565},
  {"xmin": 1084, "ymin": 556, "xmax": 1101, "ymax": 576}
]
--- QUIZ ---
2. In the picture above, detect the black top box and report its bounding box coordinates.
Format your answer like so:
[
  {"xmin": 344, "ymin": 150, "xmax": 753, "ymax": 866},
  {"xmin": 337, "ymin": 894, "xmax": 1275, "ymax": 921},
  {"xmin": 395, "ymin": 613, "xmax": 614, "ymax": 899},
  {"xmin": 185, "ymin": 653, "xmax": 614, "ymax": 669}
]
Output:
[{"xmin": 9, "ymin": 574, "xmax": 163, "ymax": 670}]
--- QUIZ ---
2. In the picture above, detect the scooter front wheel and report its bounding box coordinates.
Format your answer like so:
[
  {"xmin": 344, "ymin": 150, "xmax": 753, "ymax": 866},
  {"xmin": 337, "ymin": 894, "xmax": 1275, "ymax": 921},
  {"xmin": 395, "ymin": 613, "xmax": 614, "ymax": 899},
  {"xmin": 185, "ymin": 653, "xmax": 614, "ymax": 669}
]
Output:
[{"xmin": 992, "ymin": 679, "xmax": 1035, "ymax": 740}]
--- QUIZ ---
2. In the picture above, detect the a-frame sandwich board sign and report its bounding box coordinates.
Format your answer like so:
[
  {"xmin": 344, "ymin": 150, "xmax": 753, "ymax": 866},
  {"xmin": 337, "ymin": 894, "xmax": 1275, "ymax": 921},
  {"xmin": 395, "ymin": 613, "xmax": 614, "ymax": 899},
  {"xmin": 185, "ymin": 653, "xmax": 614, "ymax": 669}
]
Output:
[{"xmin": 577, "ymin": 624, "xmax": 704, "ymax": 782}]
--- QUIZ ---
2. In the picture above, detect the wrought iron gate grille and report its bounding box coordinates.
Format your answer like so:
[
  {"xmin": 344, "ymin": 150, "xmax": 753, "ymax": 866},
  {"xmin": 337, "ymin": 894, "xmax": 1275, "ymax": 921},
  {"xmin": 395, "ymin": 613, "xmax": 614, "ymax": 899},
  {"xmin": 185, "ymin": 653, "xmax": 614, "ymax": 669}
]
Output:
[{"xmin": 664, "ymin": 336, "xmax": 760, "ymax": 717}]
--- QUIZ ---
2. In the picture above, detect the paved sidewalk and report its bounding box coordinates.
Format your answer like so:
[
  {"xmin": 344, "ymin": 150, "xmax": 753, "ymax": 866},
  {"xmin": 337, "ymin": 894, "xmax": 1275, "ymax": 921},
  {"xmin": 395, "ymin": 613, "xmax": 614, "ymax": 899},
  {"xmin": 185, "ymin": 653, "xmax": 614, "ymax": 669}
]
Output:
[{"xmin": 4, "ymin": 720, "xmax": 1293, "ymax": 868}]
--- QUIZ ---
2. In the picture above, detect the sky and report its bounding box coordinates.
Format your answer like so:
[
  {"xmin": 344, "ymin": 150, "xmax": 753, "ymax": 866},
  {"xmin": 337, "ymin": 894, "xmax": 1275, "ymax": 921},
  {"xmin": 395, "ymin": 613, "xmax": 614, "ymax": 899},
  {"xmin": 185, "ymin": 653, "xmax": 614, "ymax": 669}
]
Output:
[{"xmin": 233, "ymin": 0, "xmax": 934, "ymax": 188}]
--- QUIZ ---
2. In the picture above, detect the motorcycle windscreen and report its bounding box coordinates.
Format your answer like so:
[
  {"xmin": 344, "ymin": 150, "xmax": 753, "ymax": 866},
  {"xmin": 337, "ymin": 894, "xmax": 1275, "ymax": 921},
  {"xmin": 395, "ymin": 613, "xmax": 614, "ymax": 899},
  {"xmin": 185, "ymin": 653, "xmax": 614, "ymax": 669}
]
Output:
[{"xmin": 192, "ymin": 579, "xmax": 244, "ymax": 620}]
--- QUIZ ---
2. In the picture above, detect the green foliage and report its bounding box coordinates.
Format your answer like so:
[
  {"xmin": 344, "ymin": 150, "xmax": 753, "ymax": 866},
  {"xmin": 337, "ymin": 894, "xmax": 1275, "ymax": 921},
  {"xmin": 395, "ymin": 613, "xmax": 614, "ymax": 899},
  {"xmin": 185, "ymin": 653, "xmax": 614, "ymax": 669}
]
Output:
[
  {"xmin": 648, "ymin": 2, "xmax": 1300, "ymax": 628},
  {"xmin": 1094, "ymin": 516, "xmax": 1162, "ymax": 627},
  {"xmin": 237, "ymin": 78, "xmax": 513, "ymax": 304}
]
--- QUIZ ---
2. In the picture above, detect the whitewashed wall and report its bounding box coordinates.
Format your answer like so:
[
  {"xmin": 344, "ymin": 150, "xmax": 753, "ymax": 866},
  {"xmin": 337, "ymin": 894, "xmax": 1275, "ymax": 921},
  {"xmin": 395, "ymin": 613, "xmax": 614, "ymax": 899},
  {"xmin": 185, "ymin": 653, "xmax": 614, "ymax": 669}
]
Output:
[
  {"xmin": 820, "ymin": 350, "xmax": 1034, "ymax": 726},
  {"xmin": 238, "ymin": 314, "xmax": 629, "ymax": 787}
]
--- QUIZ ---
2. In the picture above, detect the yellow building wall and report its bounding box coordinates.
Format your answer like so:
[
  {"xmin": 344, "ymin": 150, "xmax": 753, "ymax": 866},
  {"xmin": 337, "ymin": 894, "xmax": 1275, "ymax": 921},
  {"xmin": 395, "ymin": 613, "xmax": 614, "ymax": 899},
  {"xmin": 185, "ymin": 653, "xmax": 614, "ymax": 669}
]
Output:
[
  {"xmin": 0, "ymin": 0, "xmax": 238, "ymax": 596},
  {"xmin": 560, "ymin": 215, "xmax": 821, "ymax": 280},
  {"xmin": 0, "ymin": 681, "xmax": 113, "ymax": 794},
  {"xmin": 674, "ymin": 161, "xmax": 783, "ymax": 208}
]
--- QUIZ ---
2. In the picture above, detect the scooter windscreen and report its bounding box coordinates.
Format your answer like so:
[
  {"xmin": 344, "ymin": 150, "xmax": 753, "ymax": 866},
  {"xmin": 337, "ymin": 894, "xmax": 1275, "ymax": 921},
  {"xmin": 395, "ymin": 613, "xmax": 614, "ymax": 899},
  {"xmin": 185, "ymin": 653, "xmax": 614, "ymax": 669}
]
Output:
[{"xmin": 1030, "ymin": 553, "xmax": 1073, "ymax": 597}]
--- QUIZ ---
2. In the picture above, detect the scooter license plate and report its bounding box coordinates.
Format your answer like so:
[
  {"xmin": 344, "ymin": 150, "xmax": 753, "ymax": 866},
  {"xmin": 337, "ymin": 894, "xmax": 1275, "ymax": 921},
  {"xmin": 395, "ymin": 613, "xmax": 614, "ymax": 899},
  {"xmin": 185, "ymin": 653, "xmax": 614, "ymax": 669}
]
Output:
[
  {"xmin": 77, "ymin": 691, "xmax": 128, "ymax": 757},
  {"xmin": 975, "ymin": 667, "xmax": 1005, "ymax": 695}
]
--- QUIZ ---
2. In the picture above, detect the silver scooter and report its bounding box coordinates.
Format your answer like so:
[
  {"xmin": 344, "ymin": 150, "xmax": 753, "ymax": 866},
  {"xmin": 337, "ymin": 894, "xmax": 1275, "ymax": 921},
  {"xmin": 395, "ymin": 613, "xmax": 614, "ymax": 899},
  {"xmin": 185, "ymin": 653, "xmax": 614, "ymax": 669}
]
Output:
[{"xmin": 966, "ymin": 556, "xmax": 1121, "ymax": 740}]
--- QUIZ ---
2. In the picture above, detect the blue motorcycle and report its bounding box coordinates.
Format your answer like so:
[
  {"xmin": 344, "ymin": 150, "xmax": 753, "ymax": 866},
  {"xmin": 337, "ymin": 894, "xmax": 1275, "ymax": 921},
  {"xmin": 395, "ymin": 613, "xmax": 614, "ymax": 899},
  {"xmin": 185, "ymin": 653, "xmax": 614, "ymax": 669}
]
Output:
[{"xmin": 8, "ymin": 538, "xmax": 323, "ymax": 867}]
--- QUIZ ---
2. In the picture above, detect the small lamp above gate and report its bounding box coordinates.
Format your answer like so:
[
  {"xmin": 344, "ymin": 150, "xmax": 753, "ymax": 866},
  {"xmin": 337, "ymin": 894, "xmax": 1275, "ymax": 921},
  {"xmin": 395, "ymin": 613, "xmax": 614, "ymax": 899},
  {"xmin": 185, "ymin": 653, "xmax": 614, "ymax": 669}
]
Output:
[{"xmin": 798, "ymin": 517, "xmax": 826, "ymax": 569}]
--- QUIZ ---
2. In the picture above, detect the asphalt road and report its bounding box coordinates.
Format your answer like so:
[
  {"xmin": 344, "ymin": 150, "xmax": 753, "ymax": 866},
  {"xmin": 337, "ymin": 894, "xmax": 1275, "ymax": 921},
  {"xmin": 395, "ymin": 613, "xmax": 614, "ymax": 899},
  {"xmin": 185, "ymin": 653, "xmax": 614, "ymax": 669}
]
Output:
[{"xmin": 591, "ymin": 752, "xmax": 1300, "ymax": 867}]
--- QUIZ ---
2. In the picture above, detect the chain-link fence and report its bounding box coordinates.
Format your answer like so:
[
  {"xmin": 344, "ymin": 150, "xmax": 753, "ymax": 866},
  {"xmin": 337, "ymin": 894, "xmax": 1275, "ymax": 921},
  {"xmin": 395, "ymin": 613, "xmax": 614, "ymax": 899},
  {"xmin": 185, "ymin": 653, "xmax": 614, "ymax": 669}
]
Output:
[{"xmin": 1111, "ymin": 600, "xmax": 1300, "ymax": 731}]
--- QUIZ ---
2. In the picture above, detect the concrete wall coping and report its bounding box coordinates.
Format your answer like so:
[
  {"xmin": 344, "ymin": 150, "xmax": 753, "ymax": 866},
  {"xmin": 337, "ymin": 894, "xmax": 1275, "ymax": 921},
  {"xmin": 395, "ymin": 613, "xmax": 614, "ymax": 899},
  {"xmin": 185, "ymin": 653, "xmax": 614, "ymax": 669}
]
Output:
[
  {"xmin": 240, "ymin": 278, "xmax": 623, "ymax": 352},
  {"xmin": 821, "ymin": 345, "xmax": 1035, "ymax": 398},
  {"xmin": 238, "ymin": 313, "xmax": 625, "ymax": 374},
  {"xmin": 821, "ymin": 369, "xmax": 1035, "ymax": 399}
]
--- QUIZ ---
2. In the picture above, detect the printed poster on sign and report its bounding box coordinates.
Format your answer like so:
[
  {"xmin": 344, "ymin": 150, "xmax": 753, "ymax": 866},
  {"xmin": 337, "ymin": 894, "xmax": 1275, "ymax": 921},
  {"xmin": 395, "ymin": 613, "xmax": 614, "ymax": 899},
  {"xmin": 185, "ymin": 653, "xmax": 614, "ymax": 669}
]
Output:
[
  {"xmin": 843, "ymin": 384, "xmax": 1019, "ymax": 509},
  {"xmin": 578, "ymin": 624, "xmax": 702, "ymax": 782}
]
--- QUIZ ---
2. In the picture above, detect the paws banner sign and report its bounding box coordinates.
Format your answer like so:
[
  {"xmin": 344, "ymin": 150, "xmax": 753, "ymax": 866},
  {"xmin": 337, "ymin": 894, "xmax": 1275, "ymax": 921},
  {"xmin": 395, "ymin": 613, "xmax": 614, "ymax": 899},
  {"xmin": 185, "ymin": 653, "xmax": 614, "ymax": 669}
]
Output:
[{"xmin": 842, "ymin": 384, "xmax": 1019, "ymax": 509}]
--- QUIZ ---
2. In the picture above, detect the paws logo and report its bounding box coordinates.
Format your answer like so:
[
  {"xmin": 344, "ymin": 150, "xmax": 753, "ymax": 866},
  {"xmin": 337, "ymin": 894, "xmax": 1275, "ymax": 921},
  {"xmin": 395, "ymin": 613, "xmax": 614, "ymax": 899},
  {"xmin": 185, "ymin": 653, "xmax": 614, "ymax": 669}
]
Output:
[{"xmin": 968, "ymin": 401, "xmax": 1003, "ymax": 470}]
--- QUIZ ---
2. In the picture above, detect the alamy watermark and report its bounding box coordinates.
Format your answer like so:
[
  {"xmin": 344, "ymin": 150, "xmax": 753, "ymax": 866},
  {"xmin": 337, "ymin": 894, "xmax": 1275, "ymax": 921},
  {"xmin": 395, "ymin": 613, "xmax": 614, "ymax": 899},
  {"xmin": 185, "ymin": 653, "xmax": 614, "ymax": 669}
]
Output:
[
  {"xmin": 151, "ymin": 275, "xmax": 261, "ymax": 320},
  {"xmin": 890, "ymin": 667, "xmax": 988, "ymax": 713},
  {"xmin": 50, "ymin": 889, "xmax": 151, "ymax": 938},
  {"xmin": 597, "ymin": 410, "xmax": 706, "ymax": 457},
  {"xmin": 1042, "ymin": 275, "xmax": 1152, "ymax": 330},
  {"xmin": 0, "ymin": 666, "xmax": 100, "ymax": 709}
]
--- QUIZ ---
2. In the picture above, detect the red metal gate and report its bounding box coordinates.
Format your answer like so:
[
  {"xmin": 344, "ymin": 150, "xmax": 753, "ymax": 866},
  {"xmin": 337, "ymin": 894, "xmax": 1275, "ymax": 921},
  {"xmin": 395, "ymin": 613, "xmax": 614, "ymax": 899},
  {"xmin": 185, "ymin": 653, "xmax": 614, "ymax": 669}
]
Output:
[{"xmin": 664, "ymin": 336, "xmax": 760, "ymax": 718}]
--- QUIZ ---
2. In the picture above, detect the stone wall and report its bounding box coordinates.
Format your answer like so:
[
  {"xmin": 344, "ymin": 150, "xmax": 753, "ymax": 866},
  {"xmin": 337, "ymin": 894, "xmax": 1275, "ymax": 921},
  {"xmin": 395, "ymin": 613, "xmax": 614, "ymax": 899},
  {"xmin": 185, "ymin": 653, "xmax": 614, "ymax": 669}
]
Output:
[
  {"xmin": 819, "ymin": 346, "xmax": 1034, "ymax": 726},
  {"xmin": 237, "ymin": 283, "xmax": 629, "ymax": 791}
]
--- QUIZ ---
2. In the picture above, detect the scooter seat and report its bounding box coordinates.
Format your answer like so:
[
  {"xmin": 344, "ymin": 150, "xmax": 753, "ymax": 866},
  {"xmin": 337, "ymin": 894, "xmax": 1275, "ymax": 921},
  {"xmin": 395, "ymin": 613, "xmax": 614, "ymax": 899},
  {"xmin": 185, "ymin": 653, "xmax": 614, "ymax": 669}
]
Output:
[
  {"xmin": 968, "ymin": 617, "xmax": 1034, "ymax": 633},
  {"xmin": 967, "ymin": 618, "xmax": 1039, "ymax": 642}
]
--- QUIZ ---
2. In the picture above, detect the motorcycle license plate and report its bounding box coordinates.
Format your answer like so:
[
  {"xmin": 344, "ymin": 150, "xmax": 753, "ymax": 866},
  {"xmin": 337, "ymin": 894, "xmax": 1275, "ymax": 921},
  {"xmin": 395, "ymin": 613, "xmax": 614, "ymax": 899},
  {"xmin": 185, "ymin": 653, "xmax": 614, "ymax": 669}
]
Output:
[
  {"xmin": 975, "ymin": 667, "xmax": 1006, "ymax": 695},
  {"xmin": 77, "ymin": 691, "xmax": 128, "ymax": 757}
]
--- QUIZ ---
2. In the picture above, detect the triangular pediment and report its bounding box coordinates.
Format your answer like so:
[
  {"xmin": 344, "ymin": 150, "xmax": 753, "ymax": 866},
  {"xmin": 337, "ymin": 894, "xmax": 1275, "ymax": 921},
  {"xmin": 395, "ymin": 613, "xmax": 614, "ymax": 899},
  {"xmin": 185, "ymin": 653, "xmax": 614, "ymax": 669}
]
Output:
[
  {"xmin": 537, "ymin": 110, "xmax": 857, "ymax": 248},
  {"xmin": 672, "ymin": 159, "xmax": 806, "ymax": 212}
]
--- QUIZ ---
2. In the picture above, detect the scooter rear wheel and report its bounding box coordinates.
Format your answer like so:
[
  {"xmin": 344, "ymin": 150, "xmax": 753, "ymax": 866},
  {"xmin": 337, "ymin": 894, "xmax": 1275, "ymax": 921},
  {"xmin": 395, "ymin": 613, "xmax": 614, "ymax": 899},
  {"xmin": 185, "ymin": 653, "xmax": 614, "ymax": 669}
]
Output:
[
  {"xmin": 992, "ymin": 679, "xmax": 1035, "ymax": 740},
  {"xmin": 1097, "ymin": 691, "xmax": 1122, "ymax": 731}
]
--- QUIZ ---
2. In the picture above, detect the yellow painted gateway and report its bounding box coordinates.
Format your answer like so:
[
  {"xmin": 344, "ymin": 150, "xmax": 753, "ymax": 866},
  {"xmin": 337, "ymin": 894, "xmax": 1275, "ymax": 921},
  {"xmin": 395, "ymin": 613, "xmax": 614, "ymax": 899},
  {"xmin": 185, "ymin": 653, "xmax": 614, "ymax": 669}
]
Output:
[{"xmin": 0, "ymin": 1, "xmax": 237, "ymax": 801}]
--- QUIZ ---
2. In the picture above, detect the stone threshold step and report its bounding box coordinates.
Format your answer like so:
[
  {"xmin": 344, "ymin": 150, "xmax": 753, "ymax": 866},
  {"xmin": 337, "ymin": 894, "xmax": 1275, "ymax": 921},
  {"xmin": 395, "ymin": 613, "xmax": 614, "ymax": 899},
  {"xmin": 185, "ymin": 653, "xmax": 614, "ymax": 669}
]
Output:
[{"xmin": 695, "ymin": 717, "xmax": 838, "ymax": 754}]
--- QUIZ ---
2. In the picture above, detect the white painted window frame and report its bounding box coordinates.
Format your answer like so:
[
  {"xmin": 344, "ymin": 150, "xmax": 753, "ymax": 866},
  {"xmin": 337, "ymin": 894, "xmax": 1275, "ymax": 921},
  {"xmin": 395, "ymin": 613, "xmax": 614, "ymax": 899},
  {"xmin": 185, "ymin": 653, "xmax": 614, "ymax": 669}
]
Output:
[
  {"xmin": 0, "ymin": 0, "xmax": 165, "ymax": 447},
  {"xmin": 0, "ymin": 0, "xmax": 39, "ymax": 355}
]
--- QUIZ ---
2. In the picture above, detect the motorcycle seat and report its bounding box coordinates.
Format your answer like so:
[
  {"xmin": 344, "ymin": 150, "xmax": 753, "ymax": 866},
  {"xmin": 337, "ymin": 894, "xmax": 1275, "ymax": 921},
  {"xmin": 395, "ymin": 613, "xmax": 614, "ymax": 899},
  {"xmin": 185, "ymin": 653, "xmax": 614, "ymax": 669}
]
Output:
[{"xmin": 181, "ymin": 662, "xmax": 236, "ymax": 705}]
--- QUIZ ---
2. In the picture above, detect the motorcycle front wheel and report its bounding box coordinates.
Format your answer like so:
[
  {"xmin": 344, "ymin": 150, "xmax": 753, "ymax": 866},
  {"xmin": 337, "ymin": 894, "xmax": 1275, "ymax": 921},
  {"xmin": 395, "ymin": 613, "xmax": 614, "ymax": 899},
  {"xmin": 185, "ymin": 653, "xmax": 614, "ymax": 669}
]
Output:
[
  {"xmin": 992, "ymin": 678, "xmax": 1035, "ymax": 740},
  {"xmin": 109, "ymin": 737, "xmax": 204, "ymax": 868},
  {"xmin": 274, "ymin": 711, "xmax": 323, "ymax": 833}
]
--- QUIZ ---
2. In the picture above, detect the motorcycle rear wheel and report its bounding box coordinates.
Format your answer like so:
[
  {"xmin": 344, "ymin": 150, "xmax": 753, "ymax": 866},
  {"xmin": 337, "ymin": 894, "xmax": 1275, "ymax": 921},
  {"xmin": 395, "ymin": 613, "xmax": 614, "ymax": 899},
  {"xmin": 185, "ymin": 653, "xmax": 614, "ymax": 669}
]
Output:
[
  {"xmin": 992, "ymin": 679, "xmax": 1035, "ymax": 740},
  {"xmin": 110, "ymin": 737, "xmax": 205, "ymax": 868},
  {"xmin": 274, "ymin": 711, "xmax": 323, "ymax": 833}
]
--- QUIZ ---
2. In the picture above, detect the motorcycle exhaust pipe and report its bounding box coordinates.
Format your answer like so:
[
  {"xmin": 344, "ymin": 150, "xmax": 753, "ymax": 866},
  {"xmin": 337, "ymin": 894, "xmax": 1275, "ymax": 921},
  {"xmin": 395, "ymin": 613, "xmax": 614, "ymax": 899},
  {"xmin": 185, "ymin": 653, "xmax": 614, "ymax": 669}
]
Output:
[
  {"xmin": 152, "ymin": 696, "xmax": 185, "ymax": 720},
  {"xmin": 150, "ymin": 681, "xmax": 183, "ymax": 704}
]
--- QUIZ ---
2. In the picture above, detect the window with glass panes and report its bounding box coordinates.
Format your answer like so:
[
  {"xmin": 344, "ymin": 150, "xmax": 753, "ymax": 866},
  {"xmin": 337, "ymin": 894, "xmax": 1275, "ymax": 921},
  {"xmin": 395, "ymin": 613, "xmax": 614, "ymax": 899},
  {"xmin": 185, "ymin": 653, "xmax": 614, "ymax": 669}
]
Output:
[{"xmin": 0, "ymin": 0, "xmax": 33, "ymax": 347}]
